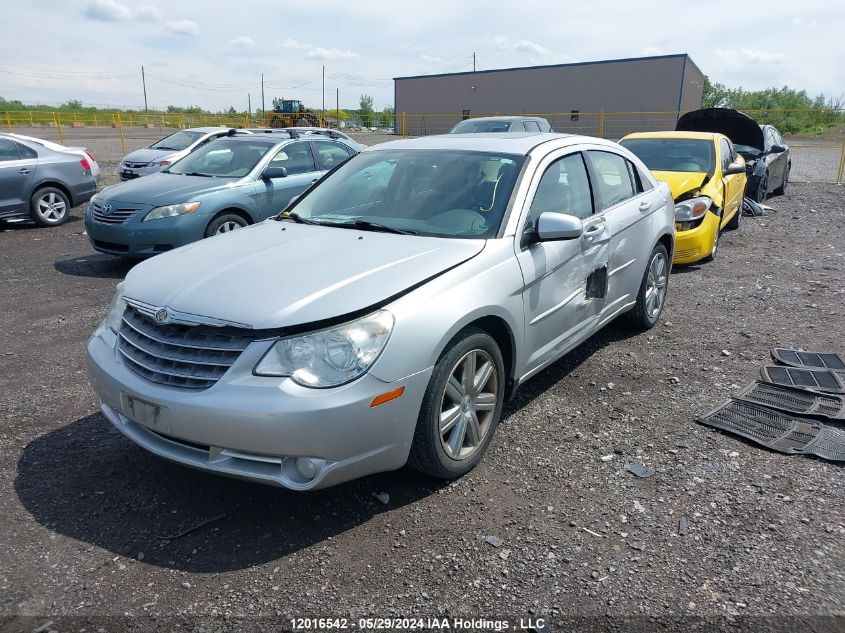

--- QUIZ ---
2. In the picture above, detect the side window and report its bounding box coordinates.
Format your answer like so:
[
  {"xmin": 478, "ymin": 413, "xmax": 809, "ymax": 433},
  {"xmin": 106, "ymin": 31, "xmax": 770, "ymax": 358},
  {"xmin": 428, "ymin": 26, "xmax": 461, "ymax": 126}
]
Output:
[
  {"xmin": 719, "ymin": 139, "xmax": 732, "ymax": 171},
  {"xmin": 526, "ymin": 152, "xmax": 594, "ymax": 236},
  {"xmin": 523, "ymin": 121, "xmax": 541, "ymax": 132},
  {"xmin": 15, "ymin": 142, "xmax": 37, "ymax": 160},
  {"xmin": 270, "ymin": 141, "xmax": 316, "ymax": 175},
  {"xmin": 774, "ymin": 129, "xmax": 784, "ymax": 146},
  {"xmin": 0, "ymin": 139, "xmax": 20, "ymax": 161},
  {"xmin": 632, "ymin": 161, "xmax": 654, "ymax": 191},
  {"xmin": 585, "ymin": 151, "xmax": 635, "ymax": 210},
  {"xmin": 314, "ymin": 141, "xmax": 352, "ymax": 170},
  {"xmin": 625, "ymin": 159, "xmax": 652, "ymax": 192}
]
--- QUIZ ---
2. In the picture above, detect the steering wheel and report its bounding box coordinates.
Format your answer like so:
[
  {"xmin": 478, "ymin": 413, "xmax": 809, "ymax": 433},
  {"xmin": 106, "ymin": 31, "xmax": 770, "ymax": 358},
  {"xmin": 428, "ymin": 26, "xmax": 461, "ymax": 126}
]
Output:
[{"xmin": 427, "ymin": 208, "xmax": 488, "ymax": 233}]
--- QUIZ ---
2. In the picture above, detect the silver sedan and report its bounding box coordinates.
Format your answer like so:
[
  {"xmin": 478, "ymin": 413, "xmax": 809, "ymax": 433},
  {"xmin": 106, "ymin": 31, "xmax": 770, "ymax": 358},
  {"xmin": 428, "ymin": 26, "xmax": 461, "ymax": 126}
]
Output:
[{"xmin": 87, "ymin": 132, "xmax": 674, "ymax": 490}]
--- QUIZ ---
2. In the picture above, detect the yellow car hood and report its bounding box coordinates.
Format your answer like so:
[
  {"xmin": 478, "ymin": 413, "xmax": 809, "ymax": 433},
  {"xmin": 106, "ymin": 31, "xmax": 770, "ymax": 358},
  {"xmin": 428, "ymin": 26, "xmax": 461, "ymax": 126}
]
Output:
[{"xmin": 651, "ymin": 171, "xmax": 709, "ymax": 200}]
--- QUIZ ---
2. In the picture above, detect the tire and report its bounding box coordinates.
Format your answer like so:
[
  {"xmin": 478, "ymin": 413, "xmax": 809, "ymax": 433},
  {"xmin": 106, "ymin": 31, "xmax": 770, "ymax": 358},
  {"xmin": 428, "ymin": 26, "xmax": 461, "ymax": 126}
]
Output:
[
  {"xmin": 726, "ymin": 202, "xmax": 742, "ymax": 231},
  {"xmin": 773, "ymin": 164, "xmax": 790, "ymax": 195},
  {"xmin": 754, "ymin": 172, "xmax": 769, "ymax": 203},
  {"xmin": 204, "ymin": 213, "xmax": 248, "ymax": 238},
  {"xmin": 30, "ymin": 187, "xmax": 70, "ymax": 227},
  {"xmin": 408, "ymin": 327, "xmax": 505, "ymax": 479},
  {"xmin": 625, "ymin": 243, "xmax": 669, "ymax": 330},
  {"xmin": 701, "ymin": 225, "xmax": 720, "ymax": 263}
]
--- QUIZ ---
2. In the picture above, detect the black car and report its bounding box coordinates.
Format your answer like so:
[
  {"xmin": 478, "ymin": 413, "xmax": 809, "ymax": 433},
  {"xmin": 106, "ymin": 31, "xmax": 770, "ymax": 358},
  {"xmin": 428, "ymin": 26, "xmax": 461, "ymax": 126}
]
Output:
[{"xmin": 676, "ymin": 108, "xmax": 790, "ymax": 202}]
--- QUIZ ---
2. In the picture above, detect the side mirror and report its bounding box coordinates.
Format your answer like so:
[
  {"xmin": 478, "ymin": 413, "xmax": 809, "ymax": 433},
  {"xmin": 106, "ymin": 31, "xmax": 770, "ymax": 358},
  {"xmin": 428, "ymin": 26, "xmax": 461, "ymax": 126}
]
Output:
[
  {"xmin": 536, "ymin": 212, "xmax": 583, "ymax": 241},
  {"xmin": 769, "ymin": 144, "xmax": 787, "ymax": 154},
  {"xmin": 263, "ymin": 165, "xmax": 288, "ymax": 179},
  {"xmin": 724, "ymin": 162, "xmax": 746, "ymax": 176}
]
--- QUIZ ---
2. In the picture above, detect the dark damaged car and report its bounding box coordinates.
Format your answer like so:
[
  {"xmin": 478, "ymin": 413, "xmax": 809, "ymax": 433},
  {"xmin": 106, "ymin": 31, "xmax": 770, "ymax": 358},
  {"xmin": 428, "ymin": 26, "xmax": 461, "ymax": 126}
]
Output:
[{"xmin": 677, "ymin": 108, "xmax": 790, "ymax": 202}]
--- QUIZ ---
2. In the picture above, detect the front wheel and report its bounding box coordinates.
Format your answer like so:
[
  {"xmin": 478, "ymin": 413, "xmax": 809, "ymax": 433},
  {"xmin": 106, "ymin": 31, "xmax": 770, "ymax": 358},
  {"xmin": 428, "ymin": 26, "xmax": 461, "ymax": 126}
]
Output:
[
  {"xmin": 626, "ymin": 243, "xmax": 669, "ymax": 330},
  {"xmin": 205, "ymin": 213, "xmax": 248, "ymax": 237},
  {"xmin": 408, "ymin": 328, "xmax": 505, "ymax": 479}
]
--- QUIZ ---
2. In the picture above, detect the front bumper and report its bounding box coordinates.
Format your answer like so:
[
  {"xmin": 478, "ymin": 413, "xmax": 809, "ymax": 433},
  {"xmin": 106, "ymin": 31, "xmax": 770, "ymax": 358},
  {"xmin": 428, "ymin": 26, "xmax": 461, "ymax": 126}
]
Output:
[
  {"xmin": 84, "ymin": 208, "xmax": 205, "ymax": 257},
  {"xmin": 119, "ymin": 164, "xmax": 162, "ymax": 181},
  {"xmin": 672, "ymin": 212, "xmax": 720, "ymax": 264},
  {"xmin": 86, "ymin": 325, "xmax": 431, "ymax": 490}
]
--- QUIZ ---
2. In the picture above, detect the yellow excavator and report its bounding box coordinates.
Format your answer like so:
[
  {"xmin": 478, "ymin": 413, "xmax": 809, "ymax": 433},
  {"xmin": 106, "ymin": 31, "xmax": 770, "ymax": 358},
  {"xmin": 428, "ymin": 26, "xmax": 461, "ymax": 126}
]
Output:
[{"xmin": 269, "ymin": 99, "xmax": 319, "ymax": 128}]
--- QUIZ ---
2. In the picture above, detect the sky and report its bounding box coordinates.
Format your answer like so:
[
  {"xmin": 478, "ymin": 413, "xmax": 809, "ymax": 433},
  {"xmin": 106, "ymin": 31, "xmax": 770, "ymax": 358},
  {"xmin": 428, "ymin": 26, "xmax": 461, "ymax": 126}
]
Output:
[{"xmin": 1, "ymin": 0, "xmax": 843, "ymax": 112}]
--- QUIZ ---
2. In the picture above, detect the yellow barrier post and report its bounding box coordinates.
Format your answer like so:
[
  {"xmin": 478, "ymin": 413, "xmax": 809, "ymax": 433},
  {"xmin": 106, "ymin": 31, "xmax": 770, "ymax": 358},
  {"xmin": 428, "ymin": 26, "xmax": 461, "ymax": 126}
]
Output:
[
  {"xmin": 5, "ymin": 112, "xmax": 11, "ymax": 132},
  {"xmin": 116, "ymin": 113, "xmax": 126, "ymax": 156},
  {"xmin": 53, "ymin": 112, "xmax": 65, "ymax": 144},
  {"xmin": 837, "ymin": 139, "xmax": 845, "ymax": 185},
  {"xmin": 29, "ymin": 111, "xmax": 34, "ymax": 127},
  {"xmin": 402, "ymin": 112, "xmax": 407, "ymax": 138},
  {"xmin": 597, "ymin": 111, "xmax": 606, "ymax": 139}
]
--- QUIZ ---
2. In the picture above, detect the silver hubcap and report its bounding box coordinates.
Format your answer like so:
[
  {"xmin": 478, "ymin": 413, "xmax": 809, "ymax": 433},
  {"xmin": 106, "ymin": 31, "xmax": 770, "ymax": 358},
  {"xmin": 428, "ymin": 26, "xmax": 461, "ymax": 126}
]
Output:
[
  {"xmin": 644, "ymin": 252, "xmax": 668, "ymax": 319},
  {"xmin": 439, "ymin": 349, "xmax": 498, "ymax": 460},
  {"xmin": 37, "ymin": 192, "xmax": 66, "ymax": 222},
  {"xmin": 215, "ymin": 221, "xmax": 241, "ymax": 234}
]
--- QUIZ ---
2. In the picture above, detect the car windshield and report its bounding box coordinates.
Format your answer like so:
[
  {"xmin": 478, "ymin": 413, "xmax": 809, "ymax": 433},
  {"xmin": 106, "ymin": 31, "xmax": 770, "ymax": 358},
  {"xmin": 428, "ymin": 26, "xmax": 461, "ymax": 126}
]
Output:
[
  {"xmin": 620, "ymin": 138, "xmax": 715, "ymax": 173},
  {"xmin": 450, "ymin": 120, "xmax": 512, "ymax": 133},
  {"xmin": 150, "ymin": 130, "xmax": 205, "ymax": 151},
  {"xmin": 734, "ymin": 144, "xmax": 760, "ymax": 155},
  {"xmin": 167, "ymin": 140, "xmax": 272, "ymax": 177},
  {"xmin": 287, "ymin": 149, "xmax": 526, "ymax": 239}
]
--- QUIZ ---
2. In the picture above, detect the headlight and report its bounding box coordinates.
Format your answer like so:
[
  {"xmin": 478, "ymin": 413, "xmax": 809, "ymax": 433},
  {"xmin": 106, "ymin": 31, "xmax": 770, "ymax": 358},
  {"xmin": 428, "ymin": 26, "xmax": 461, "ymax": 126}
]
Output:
[
  {"xmin": 254, "ymin": 310, "xmax": 394, "ymax": 387},
  {"xmin": 674, "ymin": 196, "xmax": 712, "ymax": 222},
  {"xmin": 143, "ymin": 201, "xmax": 201, "ymax": 222},
  {"xmin": 150, "ymin": 160, "xmax": 172, "ymax": 168},
  {"xmin": 104, "ymin": 282, "xmax": 126, "ymax": 332}
]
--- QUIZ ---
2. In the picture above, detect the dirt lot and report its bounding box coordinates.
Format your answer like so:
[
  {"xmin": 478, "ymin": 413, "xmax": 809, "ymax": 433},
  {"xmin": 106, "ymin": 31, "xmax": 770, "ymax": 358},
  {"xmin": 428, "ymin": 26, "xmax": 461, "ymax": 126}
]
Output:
[{"xmin": 1, "ymin": 181, "xmax": 844, "ymax": 633}]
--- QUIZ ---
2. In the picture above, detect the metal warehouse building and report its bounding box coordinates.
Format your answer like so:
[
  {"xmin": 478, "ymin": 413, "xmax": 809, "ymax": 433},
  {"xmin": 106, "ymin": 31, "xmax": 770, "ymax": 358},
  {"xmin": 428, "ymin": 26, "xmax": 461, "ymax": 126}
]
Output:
[{"xmin": 393, "ymin": 53, "xmax": 705, "ymax": 137}]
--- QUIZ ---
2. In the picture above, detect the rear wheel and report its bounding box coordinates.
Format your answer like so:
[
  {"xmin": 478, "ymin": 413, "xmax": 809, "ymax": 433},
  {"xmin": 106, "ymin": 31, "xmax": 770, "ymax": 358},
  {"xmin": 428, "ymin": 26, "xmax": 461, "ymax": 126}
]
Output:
[
  {"xmin": 30, "ymin": 187, "xmax": 70, "ymax": 227},
  {"xmin": 626, "ymin": 243, "xmax": 669, "ymax": 330},
  {"xmin": 773, "ymin": 164, "xmax": 790, "ymax": 195},
  {"xmin": 408, "ymin": 328, "xmax": 505, "ymax": 479},
  {"xmin": 754, "ymin": 172, "xmax": 769, "ymax": 203},
  {"xmin": 726, "ymin": 203, "xmax": 742, "ymax": 230},
  {"xmin": 205, "ymin": 213, "xmax": 248, "ymax": 237}
]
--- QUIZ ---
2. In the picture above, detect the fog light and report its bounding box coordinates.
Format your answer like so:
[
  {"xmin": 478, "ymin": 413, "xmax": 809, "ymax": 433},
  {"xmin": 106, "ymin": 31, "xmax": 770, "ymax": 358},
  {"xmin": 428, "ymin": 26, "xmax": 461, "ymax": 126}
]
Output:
[{"xmin": 295, "ymin": 457, "xmax": 322, "ymax": 480}]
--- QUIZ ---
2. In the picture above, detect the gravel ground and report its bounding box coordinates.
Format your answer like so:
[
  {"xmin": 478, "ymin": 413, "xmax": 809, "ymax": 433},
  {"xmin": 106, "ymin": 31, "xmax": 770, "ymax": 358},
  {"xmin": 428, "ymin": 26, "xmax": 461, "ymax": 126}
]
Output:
[{"xmin": 1, "ymin": 183, "xmax": 844, "ymax": 633}]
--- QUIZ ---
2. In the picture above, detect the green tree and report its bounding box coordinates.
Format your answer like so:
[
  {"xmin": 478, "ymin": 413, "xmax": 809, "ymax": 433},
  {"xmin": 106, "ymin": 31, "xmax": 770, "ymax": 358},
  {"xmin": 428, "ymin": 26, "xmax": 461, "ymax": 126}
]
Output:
[
  {"xmin": 379, "ymin": 105, "xmax": 395, "ymax": 128},
  {"xmin": 359, "ymin": 94, "xmax": 374, "ymax": 127}
]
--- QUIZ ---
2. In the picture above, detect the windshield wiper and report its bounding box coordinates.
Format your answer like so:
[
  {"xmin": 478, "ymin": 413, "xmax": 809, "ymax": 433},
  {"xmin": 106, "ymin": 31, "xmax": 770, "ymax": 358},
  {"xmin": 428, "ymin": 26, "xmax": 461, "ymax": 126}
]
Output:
[
  {"xmin": 153, "ymin": 146, "xmax": 177, "ymax": 151},
  {"xmin": 351, "ymin": 220, "xmax": 417, "ymax": 235},
  {"xmin": 179, "ymin": 171, "xmax": 213, "ymax": 178},
  {"xmin": 275, "ymin": 211, "xmax": 321, "ymax": 224}
]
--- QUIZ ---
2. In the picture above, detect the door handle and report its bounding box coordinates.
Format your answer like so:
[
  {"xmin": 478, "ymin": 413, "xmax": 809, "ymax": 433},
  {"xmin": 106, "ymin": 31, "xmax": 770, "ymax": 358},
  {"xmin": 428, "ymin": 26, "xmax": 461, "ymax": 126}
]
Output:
[
  {"xmin": 582, "ymin": 223, "xmax": 605, "ymax": 239},
  {"xmin": 19, "ymin": 168, "xmax": 30, "ymax": 175},
  {"xmin": 310, "ymin": 178, "xmax": 319, "ymax": 183},
  {"xmin": 638, "ymin": 200, "xmax": 651, "ymax": 211}
]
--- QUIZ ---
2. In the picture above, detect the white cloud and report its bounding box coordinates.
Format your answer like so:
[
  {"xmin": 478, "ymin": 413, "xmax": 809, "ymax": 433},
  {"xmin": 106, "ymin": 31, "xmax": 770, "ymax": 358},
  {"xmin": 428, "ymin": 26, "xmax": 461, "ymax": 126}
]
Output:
[
  {"xmin": 791, "ymin": 17, "xmax": 819, "ymax": 30},
  {"xmin": 421, "ymin": 54, "xmax": 443, "ymax": 64},
  {"xmin": 281, "ymin": 38, "xmax": 358, "ymax": 61},
  {"xmin": 639, "ymin": 46, "xmax": 665, "ymax": 57},
  {"xmin": 83, "ymin": 0, "xmax": 131, "ymax": 21},
  {"xmin": 230, "ymin": 35, "xmax": 257, "ymax": 51},
  {"xmin": 136, "ymin": 4, "xmax": 162, "ymax": 23},
  {"xmin": 164, "ymin": 19, "xmax": 200, "ymax": 37},
  {"xmin": 715, "ymin": 48, "xmax": 787, "ymax": 64},
  {"xmin": 487, "ymin": 35, "xmax": 567, "ymax": 64}
]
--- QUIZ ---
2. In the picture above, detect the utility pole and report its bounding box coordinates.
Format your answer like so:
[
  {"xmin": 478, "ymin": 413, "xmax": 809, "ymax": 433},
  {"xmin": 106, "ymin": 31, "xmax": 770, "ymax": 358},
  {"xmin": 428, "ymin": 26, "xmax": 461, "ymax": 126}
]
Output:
[
  {"xmin": 322, "ymin": 65, "xmax": 326, "ymax": 123},
  {"xmin": 261, "ymin": 73, "xmax": 265, "ymax": 114},
  {"xmin": 473, "ymin": 52, "xmax": 476, "ymax": 72},
  {"xmin": 141, "ymin": 65, "xmax": 148, "ymax": 112},
  {"xmin": 336, "ymin": 88, "xmax": 339, "ymax": 128},
  {"xmin": 248, "ymin": 93, "xmax": 251, "ymax": 119}
]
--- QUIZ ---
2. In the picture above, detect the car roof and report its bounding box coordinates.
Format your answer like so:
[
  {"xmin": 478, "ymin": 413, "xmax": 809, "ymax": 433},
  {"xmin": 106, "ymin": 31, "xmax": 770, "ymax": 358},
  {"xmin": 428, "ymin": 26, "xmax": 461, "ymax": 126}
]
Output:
[
  {"xmin": 458, "ymin": 116, "xmax": 546, "ymax": 122},
  {"xmin": 184, "ymin": 126, "xmax": 233, "ymax": 133},
  {"xmin": 369, "ymin": 132, "xmax": 626, "ymax": 156},
  {"xmin": 621, "ymin": 131, "xmax": 722, "ymax": 142},
  {"xmin": 209, "ymin": 134, "xmax": 287, "ymax": 145}
]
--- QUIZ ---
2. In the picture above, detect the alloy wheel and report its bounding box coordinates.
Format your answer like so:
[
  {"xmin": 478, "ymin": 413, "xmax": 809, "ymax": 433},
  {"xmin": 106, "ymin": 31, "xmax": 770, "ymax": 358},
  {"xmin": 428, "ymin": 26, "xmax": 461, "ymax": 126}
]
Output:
[
  {"xmin": 215, "ymin": 221, "xmax": 242, "ymax": 234},
  {"xmin": 438, "ymin": 349, "xmax": 499, "ymax": 460},
  {"xmin": 644, "ymin": 251, "xmax": 668, "ymax": 319},
  {"xmin": 36, "ymin": 192, "xmax": 67, "ymax": 223}
]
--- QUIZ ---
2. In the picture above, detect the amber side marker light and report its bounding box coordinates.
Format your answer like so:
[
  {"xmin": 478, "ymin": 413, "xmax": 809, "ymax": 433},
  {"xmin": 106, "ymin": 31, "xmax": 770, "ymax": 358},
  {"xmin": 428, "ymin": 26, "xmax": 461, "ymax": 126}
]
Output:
[{"xmin": 370, "ymin": 386, "xmax": 405, "ymax": 408}]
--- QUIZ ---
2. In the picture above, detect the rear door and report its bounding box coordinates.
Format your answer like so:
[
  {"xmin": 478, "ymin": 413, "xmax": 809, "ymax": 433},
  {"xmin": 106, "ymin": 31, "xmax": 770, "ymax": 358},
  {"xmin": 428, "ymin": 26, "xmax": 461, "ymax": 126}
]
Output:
[
  {"xmin": 765, "ymin": 127, "xmax": 786, "ymax": 186},
  {"xmin": 516, "ymin": 150, "xmax": 608, "ymax": 376},
  {"xmin": 0, "ymin": 139, "xmax": 36, "ymax": 215},
  {"xmin": 253, "ymin": 140, "xmax": 319, "ymax": 218},
  {"xmin": 585, "ymin": 149, "xmax": 663, "ymax": 325},
  {"xmin": 312, "ymin": 139, "xmax": 354, "ymax": 171}
]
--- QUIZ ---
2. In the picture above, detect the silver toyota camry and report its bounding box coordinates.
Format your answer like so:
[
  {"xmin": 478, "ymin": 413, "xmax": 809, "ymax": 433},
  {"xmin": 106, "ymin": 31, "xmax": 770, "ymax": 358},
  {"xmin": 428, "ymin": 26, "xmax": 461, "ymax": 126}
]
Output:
[{"xmin": 87, "ymin": 133, "xmax": 675, "ymax": 490}]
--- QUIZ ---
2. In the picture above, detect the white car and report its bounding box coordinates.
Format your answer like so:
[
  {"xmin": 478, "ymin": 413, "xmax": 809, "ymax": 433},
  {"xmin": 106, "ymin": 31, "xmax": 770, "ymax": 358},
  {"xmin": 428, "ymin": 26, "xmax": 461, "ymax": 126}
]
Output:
[{"xmin": 118, "ymin": 127, "xmax": 234, "ymax": 181}]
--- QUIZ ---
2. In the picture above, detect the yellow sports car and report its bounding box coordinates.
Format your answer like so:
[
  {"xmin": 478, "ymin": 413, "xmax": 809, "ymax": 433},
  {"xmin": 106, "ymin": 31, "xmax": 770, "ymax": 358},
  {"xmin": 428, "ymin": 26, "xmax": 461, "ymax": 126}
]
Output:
[{"xmin": 619, "ymin": 131, "xmax": 747, "ymax": 264}]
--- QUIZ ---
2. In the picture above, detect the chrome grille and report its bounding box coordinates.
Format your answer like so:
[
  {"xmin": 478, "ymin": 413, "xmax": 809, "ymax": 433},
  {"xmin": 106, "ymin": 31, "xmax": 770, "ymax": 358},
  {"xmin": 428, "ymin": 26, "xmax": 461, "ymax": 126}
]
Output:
[
  {"xmin": 123, "ymin": 161, "xmax": 148, "ymax": 169},
  {"xmin": 92, "ymin": 201, "xmax": 144, "ymax": 225},
  {"xmin": 118, "ymin": 306, "xmax": 258, "ymax": 389}
]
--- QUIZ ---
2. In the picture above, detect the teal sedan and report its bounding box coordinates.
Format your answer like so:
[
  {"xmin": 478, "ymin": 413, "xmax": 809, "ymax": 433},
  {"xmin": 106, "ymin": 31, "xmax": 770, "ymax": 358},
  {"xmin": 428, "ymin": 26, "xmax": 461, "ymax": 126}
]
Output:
[{"xmin": 85, "ymin": 132, "xmax": 360, "ymax": 258}]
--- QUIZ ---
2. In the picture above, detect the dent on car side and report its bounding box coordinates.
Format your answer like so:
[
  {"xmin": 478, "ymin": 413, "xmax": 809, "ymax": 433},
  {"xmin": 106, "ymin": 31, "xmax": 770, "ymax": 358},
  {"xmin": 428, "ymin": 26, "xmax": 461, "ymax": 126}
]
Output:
[{"xmin": 86, "ymin": 133, "xmax": 674, "ymax": 490}]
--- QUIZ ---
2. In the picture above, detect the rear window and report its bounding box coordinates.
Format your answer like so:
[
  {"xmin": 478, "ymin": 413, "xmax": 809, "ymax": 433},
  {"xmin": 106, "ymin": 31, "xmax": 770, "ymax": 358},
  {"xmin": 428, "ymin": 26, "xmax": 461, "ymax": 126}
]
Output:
[
  {"xmin": 450, "ymin": 120, "xmax": 512, "ymax": 133},
  {"xmin": 620, "ymin": 138, "xmax": 715, "ymax": 173}
]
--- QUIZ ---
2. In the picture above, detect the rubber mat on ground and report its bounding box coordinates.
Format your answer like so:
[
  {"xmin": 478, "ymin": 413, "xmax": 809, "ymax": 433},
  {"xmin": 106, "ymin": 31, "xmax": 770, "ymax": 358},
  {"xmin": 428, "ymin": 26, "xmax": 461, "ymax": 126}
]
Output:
[
  {"xmin": 697, "ymin": 399, "xmax": 845, "ymax": 461},
  {"xmin": 761, "ymin": 365, "xmax": 845, "ymax": 394},
  {"xmin": 735, "ymin": 381, "xmax": 845, "ymax": 420},
  {"xmin": 772, "ymin": 348, "xmax": 845, "ymax": 371}
]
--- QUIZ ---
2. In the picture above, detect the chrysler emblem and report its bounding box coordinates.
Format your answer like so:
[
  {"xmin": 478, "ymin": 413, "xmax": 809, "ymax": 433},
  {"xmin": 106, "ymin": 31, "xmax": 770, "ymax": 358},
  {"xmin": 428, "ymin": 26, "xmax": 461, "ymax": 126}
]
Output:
[
  {"xmin": 155, "ymin": 308, "xmax": 169, "ymax": 323},
  {"xmin": 101, "ymin": 203, "xmax": 113, "ymax": 215}
]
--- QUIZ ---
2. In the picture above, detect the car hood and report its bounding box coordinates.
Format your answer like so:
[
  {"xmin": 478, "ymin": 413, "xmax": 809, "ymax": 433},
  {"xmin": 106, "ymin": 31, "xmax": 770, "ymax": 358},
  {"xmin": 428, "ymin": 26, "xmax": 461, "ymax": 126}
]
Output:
[
  {"xmin": 122, "ymin": 147, "xmax": 177, "ymax": 164},
  {"xmin": 98, "ymin": 172, "xmax": 243, "ymax": 205},
  {"xmin": 123, "ymin": 221, "xmax": 486, "ymax": 330},
  {"xmin": 651, "ymin": 171, "xmax": 709, "ymax": 200},
  {"xmin": 676, "ymin": 108, "xmax": 764, "ymax": 152}
]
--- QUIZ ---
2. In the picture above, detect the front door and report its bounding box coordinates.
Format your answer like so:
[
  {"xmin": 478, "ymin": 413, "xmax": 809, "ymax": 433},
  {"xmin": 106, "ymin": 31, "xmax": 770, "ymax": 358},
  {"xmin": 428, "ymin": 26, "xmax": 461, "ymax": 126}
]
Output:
[
  {"xmin": 516, "ymin": 151, "xmax": 609, "ymax": 377},
  {"xmin": 719, "ymin": 138, "xmax": 743, "ymax": 225},
  {"xmin": 253, "ymin": 140, "xmax": 323, "ymax": 219}
]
